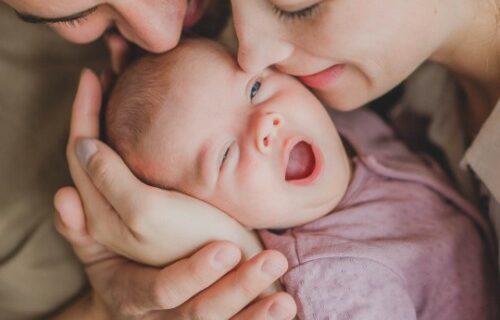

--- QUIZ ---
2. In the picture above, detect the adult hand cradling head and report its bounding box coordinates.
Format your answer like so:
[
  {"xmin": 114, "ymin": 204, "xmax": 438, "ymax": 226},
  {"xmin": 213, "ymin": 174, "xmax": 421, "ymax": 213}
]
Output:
[{"xmin": 1, "ymin": 1, "xmax": 297, "ymax": 320}]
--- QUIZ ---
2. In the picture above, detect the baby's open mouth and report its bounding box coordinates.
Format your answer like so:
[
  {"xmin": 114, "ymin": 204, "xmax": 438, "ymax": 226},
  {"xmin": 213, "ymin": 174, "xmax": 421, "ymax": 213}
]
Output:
[{"xmin": 285, "ymin": 141, "xmax": 317, "ymax": 181}]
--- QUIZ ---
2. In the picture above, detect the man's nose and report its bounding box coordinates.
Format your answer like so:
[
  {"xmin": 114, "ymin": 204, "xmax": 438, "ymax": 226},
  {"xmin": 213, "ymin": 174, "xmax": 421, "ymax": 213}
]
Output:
[
  {"xmin": 114, "ymin": 2, "xmax": 184, "ymax": 53},
  {"xmin": 254, "ymin": 112, "xmax": 285, "ymax": 154}
]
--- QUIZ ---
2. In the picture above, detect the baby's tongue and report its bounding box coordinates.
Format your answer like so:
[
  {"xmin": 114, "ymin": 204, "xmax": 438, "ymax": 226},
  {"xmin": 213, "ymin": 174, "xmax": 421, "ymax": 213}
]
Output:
[{"xmin": 285, "ymin": 141, "xmax": 315, "ymax": 181}]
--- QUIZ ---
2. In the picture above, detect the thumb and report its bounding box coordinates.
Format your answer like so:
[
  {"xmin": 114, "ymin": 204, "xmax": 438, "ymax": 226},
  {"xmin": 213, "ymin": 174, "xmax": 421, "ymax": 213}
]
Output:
[{"xmin": 73, "ymin": 137, "xmax": 148, "ymax": 227}]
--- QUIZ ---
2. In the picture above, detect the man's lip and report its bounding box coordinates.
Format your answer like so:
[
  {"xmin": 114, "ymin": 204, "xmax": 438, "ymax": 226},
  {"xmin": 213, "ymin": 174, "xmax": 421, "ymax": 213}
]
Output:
[
  {"xmin": 183, "ymin": 0, "xmax": 207, "ymax": 28},
  {"xmin": 282, "ymin": 137, "xmax": 323, "ymax": 185},
  {"xmin": 297, "ymin": 64, "xmax": 345, "ymax": 89}
]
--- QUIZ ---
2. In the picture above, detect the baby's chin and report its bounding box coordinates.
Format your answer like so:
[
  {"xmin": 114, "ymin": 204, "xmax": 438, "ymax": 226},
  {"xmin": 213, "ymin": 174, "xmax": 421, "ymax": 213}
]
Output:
[{"xmin": 234, "ymin": 204, "xmax": 334, "ymax": 231}]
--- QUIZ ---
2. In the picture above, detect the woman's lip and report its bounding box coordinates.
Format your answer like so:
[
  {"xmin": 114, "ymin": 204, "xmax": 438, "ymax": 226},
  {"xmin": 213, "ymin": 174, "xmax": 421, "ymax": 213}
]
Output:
[
  {"xmin": 282, "ymin": 137, "xmax": 323, "ymax": 186},
  {"xmin": 183, "ymin": 0, "xmax": 206, "ymax": 28},
  {"xmin": 298, "ymin": 64, "xmax": 345, "ymax": 89}
]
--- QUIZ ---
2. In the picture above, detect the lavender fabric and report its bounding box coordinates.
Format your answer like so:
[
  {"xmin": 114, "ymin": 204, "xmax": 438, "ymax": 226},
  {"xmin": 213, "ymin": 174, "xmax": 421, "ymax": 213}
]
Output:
[{"xmin": 259, "ymin": 108, "xmax": 499, "ymax": 320}]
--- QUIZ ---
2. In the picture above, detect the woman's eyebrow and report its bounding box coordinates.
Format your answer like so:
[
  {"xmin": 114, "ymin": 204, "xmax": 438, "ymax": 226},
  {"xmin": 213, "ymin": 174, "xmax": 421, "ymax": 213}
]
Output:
[{"xmin": 15, "ymin": 6, "xmax": 98, "ymax": 24}]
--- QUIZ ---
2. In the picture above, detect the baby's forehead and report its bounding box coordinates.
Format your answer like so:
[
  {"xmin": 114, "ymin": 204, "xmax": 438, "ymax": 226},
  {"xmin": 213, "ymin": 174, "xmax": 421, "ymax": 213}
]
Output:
[
  {"xmin": 163, "ymin": 39, "xmax": 238, "ymax": 80},
  {"xmin": 157, "ymin": 42, "xmax": 239, "ymax": 113}
]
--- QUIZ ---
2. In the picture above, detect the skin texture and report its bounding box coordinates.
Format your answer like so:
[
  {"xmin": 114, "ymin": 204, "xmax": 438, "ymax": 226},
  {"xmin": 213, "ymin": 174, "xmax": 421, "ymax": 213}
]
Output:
[
  {"xmin": 55, "ymin": 69, "xmax": 297, "ymax": 319},
  {"xmin": 2, "ymin": 0, "xmax": 498, "ymax": 318},
  {"xmin": 4, "ymin": 0, "xmax": 211, "ymax": 52},
  {"xmin": 2, "ymin": 0, "xmax": 297, "ymax": 319},
  {"xmin": 109, "ymin": 40, "xmax": 350, "ymax": 231}
]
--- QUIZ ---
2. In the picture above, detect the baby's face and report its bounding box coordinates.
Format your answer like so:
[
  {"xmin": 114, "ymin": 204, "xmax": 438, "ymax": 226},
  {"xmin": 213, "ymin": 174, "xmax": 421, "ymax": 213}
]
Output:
[{"xmin": 139, "ymin": 41, "xmax": 351, "ymax": 229}]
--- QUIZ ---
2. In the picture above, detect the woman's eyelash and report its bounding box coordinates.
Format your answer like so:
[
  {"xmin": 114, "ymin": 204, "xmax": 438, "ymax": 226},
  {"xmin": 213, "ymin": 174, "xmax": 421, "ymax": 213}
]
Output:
[
  {"xmin": 272, "ymin": 4, "xmax": 320, "ymax": 21},
  {"xmin": 49, "ymin": 6, "xmax": 97, "ymax": 28},
  {"xmin": 54, "ymin": 16, "xmax": 89, "ymax": 27}
]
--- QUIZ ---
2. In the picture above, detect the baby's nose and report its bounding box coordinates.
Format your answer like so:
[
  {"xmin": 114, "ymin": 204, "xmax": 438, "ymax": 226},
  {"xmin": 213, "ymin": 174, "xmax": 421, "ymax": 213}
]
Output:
[{"xmin": 255, "ymin": 112, "xmax": 285, "ymax": 154}]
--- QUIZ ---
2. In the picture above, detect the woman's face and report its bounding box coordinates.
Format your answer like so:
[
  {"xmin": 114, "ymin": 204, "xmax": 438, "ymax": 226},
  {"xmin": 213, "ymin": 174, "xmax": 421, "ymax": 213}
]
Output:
[
  {"xmin": 4, "ymin": 0, "xmax": 217, "ymax": 53},
  {"xmin": 231, "ymin": 0, "xmax": 459, "ymax": 110}
]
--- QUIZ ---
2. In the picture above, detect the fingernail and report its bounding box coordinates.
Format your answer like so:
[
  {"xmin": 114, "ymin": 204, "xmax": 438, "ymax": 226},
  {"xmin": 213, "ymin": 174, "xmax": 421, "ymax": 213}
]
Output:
[
  {"xmin": 212, "ymin": 246, "xmax": 240, "ymax": 269},
  {"xmin": 268, "ymin": 301, "xmax": 291, "ymax": 320},
  {"xmin": 75, "ymin": 138, "xmax": 97, "ymax": 168},
  {"xmin": 261, "ymin": 258, "xmax": 285, "ymax": 277}
]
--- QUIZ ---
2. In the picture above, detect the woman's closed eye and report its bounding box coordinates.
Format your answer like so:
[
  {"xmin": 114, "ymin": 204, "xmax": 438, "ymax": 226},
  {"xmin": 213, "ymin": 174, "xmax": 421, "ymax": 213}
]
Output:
[
  {"xmin": 272, "ymin": 3, "xmax": 321, "ymax": 21},
  {"xmin": 53, "ymin": 16, "xmax": 91, "ymax": 28},
  {"xmin": 17, "ymin": 6, "xmax": 98, "ymax": 28}
]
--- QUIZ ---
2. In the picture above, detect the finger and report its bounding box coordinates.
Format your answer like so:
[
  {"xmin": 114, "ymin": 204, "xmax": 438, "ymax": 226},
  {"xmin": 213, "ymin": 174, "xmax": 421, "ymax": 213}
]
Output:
[
  {"xmin": 65, "ymin": 70, "xmax": 136, "ymax": 247},
  {"xmin": 68, "ymin": 69, "xmax": 102, "ymax": 141},
  {"xmin": 66, "ymin": 69, "xmax": 103, "ymax": 213},
  {"xmin": 105, "ymin": 32, "xmax": 130, "ymax": 74},
  {"xmin": 54, "ymin": 187, "xmax": 113, "ymax": 265},
  {"xmin": 147, "ymin": 241, "xmax": 242, "ymax": 311},
  {"xmin": 183, "ymin": 250, "xmax": 288, "ymax": 319},
  {"xmin": 54, "ymin": 186, "xmax": 86, "ymax": 234},
  {"xmin": 231, "ymin": 292, "xmax": 297, "ymax": 320},
  {"xmin": 54, "ymin": 183, "xmax": 131, "ymax": 262}
]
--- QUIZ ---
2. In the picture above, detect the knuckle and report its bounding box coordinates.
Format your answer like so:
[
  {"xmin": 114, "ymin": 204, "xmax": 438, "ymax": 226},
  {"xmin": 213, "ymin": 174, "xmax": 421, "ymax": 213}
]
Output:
[
  {"xmin": 183, "ymin": 301, "xmax": 218, "ymax": 320},
  {"xmin": 86, "ymin": 153, "xmax": 113, "ymax": 190},
  {"xmin": 185, "ymin": 259, "xmax": 211, "ymax": 288},
  {"xmin": 152, "ymin": 277, "xmax": 183, "ymax": 310},
  {"xmin": 86, "ymin": 208, "xmax": 113, "ymax": 243},
  {"xmin": 239, "ymin": 269, "xmax": 261, "ymax": 298},
  {"xmin": 114, "ymin": 300, "xmax": 134, "ymax": 317},
  {"xmin": 87, "ymin": 221, "xmax": 105, "ymax": 244}
]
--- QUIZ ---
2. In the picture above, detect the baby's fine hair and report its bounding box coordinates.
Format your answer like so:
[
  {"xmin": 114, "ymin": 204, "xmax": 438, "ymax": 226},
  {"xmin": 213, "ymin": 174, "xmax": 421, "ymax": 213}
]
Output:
[
  {"xmin": 104, "ymin": 38, "xmax": 231, "ymax": 186},
  {"xmin": 104, "ymin": 52, "xmax": 178, "ymax": 173}
]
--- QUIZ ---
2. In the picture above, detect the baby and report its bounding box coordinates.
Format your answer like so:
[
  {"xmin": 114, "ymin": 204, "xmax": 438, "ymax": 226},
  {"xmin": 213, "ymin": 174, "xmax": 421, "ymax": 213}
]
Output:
[{"xmin": 104, "ymin": 39, "xmax": 499, "ymax": 319}]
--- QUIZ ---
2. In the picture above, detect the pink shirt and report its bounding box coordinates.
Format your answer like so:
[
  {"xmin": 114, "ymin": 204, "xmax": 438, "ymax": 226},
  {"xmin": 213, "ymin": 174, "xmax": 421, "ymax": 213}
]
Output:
[{"xmin": 259, "ymin": 108, "xmax": 499, "ymax": 320}]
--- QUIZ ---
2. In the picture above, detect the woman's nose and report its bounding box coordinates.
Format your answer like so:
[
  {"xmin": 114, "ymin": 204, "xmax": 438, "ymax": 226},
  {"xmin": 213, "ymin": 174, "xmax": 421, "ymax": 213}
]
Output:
[
  {"xmin": 254, "ymin": 112, "xmax": 285, "ymax": 154},
  {"xmin": 237, "ymin": 38, "xmax": 293, "ymax": 73},
  {"xmin": 233, "ymin": 12, "xmax": 293, "ymax": 73}
]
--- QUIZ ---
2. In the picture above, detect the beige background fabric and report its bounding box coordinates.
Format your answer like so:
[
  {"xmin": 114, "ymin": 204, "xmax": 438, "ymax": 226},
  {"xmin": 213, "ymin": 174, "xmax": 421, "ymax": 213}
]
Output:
[{"xmin": 0, "ymin": 2, "xmax": 107, "ymax": 318}]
